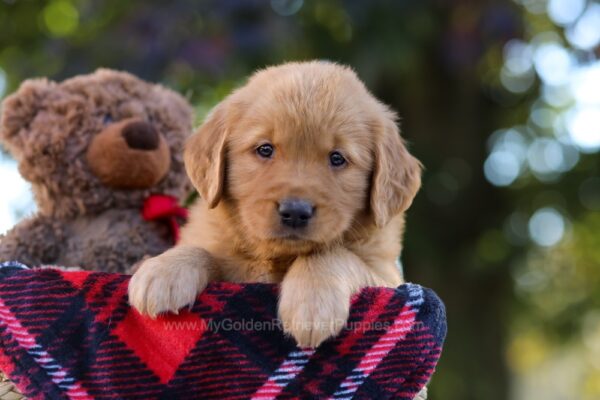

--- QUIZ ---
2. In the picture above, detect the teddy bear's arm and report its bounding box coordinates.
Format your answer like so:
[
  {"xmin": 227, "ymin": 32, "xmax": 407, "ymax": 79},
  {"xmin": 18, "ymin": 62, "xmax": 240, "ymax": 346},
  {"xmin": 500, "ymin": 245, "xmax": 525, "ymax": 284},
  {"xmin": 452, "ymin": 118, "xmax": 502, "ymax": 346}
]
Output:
[
  {"xmin": 53, "ymin": 210, "xmax": 173, "ymax": 274},
  {"xmin": 0, "ymin": 215, "xmax": 66, "ymax": 267}
]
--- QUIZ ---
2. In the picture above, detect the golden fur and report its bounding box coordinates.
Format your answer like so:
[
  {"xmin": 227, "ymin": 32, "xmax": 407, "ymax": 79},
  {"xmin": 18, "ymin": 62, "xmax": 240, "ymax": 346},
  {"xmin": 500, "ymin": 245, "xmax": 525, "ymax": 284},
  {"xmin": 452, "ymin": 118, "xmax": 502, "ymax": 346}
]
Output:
[{"xmin": 129, "ymin": 61, "xmax": 422, "ymax": 347}]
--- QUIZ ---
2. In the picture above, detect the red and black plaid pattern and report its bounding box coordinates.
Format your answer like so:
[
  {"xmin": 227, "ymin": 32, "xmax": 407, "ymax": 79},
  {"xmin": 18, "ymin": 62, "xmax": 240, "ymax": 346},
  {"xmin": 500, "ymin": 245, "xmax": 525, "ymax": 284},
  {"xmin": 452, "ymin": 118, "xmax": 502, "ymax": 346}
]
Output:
[{"xmin": 0, "ymin": 262, "xmax": 446, "ymax": 399}]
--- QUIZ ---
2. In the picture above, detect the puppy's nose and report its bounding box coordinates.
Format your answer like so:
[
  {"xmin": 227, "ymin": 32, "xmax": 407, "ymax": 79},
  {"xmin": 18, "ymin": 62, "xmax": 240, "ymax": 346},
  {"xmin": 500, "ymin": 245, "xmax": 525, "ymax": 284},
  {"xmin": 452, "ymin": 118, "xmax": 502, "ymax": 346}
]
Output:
[
  {"xmin": 278, "ymin": 198, "xmax": 314, "ymax": 229},
  {"xmin": 122, "ymin": 120, "xmax": 160, "ymax": 150}
]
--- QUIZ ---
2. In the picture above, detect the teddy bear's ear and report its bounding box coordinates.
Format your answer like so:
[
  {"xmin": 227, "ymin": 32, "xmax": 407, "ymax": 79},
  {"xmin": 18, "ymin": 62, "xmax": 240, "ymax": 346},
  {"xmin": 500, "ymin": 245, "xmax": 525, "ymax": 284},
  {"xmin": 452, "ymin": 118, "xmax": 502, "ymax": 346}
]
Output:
[{"xmin": 0, "ymin": 78, "xmax": 54, "ymax": 156}]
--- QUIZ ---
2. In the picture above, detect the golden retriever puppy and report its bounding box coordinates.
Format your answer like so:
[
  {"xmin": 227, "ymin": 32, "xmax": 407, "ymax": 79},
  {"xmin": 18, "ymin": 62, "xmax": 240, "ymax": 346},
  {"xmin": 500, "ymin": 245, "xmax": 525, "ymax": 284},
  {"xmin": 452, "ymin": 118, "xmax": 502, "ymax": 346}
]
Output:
[{"xmin": 128, "ymin": 61, "xmax": 422, "ymax": 347}]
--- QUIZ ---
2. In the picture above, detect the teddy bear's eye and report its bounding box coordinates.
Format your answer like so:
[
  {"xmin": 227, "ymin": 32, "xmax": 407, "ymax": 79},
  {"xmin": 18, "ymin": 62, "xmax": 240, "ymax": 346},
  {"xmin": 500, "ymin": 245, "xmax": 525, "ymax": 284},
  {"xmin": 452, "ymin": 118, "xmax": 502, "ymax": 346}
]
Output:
[{"xmin": 103, "ymin": 114, "xmax": 114, "ymax": 125}]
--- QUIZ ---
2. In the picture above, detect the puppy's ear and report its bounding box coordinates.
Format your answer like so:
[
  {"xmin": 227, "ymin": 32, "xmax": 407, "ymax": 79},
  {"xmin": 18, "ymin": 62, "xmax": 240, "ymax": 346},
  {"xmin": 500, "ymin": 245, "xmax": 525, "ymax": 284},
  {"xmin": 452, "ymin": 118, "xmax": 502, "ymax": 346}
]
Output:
[
  {"xmin": 184, "ymin": 103, "xmax": 229, "ymax": 208},
  {"xmin": 370, "ymin": 111, "xmax": 422, "ymax": 227}
]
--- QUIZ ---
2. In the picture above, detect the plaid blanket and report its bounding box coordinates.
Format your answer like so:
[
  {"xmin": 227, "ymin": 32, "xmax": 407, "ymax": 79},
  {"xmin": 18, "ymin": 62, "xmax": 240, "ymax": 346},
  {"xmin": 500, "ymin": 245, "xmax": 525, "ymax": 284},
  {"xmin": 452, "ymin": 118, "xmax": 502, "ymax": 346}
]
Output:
[{"xmin": 0, "ymin": 262, "xmax": 446, "ymax": 399}]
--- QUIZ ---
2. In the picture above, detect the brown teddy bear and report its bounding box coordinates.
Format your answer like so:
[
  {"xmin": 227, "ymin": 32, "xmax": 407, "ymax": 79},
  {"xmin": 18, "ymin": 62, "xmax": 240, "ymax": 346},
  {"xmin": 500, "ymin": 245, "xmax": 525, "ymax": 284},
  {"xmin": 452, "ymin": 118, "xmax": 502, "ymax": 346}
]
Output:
[{"xmin": 0, "ymin": 69, "xmax": 193, "ymax": 273}]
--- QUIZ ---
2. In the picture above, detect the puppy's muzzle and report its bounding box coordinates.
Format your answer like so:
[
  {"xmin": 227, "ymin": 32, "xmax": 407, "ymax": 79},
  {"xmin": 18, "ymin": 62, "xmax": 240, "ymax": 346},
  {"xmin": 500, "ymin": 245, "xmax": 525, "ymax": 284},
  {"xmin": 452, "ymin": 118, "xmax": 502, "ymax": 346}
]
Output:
[{"xmin": 278, "ymin": 198, "xmax": 314, "ymax": 229}]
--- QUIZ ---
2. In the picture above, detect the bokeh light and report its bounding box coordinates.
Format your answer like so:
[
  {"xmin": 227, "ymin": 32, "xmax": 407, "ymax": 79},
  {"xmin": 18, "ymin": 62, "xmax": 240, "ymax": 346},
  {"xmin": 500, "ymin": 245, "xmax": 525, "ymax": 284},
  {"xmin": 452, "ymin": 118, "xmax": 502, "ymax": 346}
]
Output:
[
  {"xmin": 529, "ymin": 105, "xmax": 555, "ymax": 130},
  {"xmin": 516, "ymin": 0, "xmax": 548, "ymax": 15},
  {"xmin": 527, "ymin": 138, "xmax": 579, "ymax": 178},
  {"xmin": 477, "ymin": 0, "xmax": 597, "ymax": 397},
  {"xmin": 484, "ymin": 151, "xmax": 521, "ymax": 187},
  {"xmin": 547, "ymin": 0, "xmax": 585, "ymax": 26},
  {"xmin": 501, "ymin": 39, "xmax": 537, "ymax": 93},
  {"xmin": 500, "ymin": 66, "xmax": 536, "ymax": 93},
  {"xmin": 503, "ymin": 39, "xmax": 534, "ymax": 75},
  {"xmin": 270, "ymin": 0, "xmax": 304, "ymax": 17},
  {"xmin": 484, "ymin": 129, "xmax": 528, "ymax": 186},
  {"xmin": 533, "ymin": 42, "xmax": 574, "ymax": 86},
  {"xmin": 528, "ymin": 207, "xmax": 566, "ymax": 247},
  {"xmin": 42, "ymin": 0, "xmax": 79, "ymax": 37},
  {"xmin": 541, "ymin": 84, "xmax": 572, "ymax": 108},
  {"xmin": 566, "ymin": 106, "xmax": 600, "ymax": 153},
  {"xmin": 571, "ymin": 62, "xmax": 600, "ymax": 106},
  {"xmin": 566, "ymin": 4, "xmax": 600, "ymax": 50}
]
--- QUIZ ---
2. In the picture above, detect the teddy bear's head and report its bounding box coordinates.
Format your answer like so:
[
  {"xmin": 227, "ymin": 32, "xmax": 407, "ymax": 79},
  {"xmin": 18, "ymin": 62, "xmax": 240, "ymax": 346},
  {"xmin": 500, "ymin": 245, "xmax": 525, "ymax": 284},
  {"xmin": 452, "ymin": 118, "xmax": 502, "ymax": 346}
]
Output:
[{"xmin": 0, "ymin": 69, "xmax": 193, "ymax": 218}]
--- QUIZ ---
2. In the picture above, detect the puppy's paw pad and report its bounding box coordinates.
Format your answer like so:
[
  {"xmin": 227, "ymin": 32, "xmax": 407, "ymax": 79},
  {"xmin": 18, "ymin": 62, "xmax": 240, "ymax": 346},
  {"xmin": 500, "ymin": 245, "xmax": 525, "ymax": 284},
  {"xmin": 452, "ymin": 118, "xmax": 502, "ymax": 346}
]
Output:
[{"xmin": 128, "ymin": 257, "xmax": 206, "ymax": 318}]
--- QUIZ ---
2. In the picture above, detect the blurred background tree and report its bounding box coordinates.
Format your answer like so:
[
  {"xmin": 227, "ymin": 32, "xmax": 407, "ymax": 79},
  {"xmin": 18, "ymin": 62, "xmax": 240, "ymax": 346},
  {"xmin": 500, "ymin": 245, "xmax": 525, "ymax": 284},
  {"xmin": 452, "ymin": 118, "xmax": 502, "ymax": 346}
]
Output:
[{"xmin": 0, "ymin": 0, "xmax": 598, "ymax": 399}]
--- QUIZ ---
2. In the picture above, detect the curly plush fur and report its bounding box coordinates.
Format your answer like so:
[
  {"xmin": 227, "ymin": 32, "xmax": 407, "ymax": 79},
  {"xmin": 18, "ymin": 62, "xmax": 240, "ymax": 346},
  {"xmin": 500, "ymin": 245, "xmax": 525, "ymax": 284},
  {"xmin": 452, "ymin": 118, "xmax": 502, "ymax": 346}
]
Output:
[{"xmin": 0, "ymin": 69, "xmax": 193, "ymax": 272}]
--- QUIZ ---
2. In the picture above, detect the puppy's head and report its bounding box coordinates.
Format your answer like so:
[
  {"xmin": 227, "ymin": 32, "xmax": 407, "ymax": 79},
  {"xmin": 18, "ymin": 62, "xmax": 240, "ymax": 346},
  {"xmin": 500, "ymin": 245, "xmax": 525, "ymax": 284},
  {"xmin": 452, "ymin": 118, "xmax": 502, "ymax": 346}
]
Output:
[{"xmin": 185, "ymin": 61, "xmax": 421, "ymax": 255}]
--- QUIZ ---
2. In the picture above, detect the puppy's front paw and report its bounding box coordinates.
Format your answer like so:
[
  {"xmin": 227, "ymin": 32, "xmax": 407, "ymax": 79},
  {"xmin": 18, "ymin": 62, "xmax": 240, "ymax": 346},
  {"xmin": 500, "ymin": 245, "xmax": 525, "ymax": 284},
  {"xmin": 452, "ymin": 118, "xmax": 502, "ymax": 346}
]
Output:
[
  {"xmin": 128, "ymin": 251, "xmax": 209, "ymax": 318},
  {"xmin": 278, "ymin": 287, "xmax": 350, "ymax": 348}
]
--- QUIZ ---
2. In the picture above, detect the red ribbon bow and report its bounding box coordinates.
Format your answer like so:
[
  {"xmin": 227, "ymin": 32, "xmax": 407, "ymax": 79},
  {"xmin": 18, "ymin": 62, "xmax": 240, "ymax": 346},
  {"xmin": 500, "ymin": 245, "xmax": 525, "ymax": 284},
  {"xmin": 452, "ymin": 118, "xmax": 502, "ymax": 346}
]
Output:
[{"xmin": 142, "ymin": 194, "xmax": 188, "ymax": 243}]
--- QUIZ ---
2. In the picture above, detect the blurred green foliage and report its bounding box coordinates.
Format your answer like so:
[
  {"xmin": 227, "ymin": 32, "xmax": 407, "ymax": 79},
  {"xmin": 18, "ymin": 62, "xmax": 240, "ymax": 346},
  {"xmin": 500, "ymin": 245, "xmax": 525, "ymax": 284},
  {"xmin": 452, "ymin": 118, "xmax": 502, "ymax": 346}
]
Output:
[{"xmin": 1, "ymin": 0, "xmax": 599, "ymax": 399}]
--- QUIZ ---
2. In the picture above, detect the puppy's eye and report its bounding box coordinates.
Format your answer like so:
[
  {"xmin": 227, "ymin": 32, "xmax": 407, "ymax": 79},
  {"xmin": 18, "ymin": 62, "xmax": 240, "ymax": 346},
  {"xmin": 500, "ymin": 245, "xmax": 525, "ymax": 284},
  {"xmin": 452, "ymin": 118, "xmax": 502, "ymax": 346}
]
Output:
[
  {"xmin": 103, "ymin": 114, "xmax": 114, "ymax": 125},
  {"xmin": 256, "ymin": 143, "xmax": 274, "ymax": 159},
  {"xmin": 329, "ymin": 151, "xmax": 346, "ymax": 167}
]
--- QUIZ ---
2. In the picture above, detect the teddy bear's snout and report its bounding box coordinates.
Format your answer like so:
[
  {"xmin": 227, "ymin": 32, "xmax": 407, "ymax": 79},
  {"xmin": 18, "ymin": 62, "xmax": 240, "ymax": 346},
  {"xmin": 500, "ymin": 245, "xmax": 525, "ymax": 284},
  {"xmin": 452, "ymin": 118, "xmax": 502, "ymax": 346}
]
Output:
[
  {"xmin": 86, "ymin": 117, "xmax": 171, "ymax": 190},
  {"xmin": 122, "ymin": 120, "xmax": 160, "ymax": 151}
]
